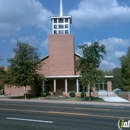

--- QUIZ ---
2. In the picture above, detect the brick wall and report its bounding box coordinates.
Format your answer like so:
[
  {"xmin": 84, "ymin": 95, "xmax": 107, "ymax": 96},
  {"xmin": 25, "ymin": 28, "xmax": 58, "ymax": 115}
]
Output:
[{"xmin": 49, "ymin": 34, "xmax": 75, "ymax": 76}]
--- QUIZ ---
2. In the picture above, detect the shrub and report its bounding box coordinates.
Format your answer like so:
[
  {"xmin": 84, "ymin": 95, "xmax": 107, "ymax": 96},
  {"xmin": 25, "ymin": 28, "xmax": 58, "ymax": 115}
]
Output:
[
  {"xmin": 46, "ymin": 92, "xmax": 51, "ymax": 97},
  {"xmin": 81, "ymin": 92, "xmax": 86, "ymax": 98},
  {"xmin": 53, "ymin": 90, "xmax": 63, "ymax": 96},
  {"xmin": 69, "ymin": 91, "xmax": 75, "ymax": 97},
  {"xmin": 57, "ymin": 90, "xmax": 63, "ymax": 95}
]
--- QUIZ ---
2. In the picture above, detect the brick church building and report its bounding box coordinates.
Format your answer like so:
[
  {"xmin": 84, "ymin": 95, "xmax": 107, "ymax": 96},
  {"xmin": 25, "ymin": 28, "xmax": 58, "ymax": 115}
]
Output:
[{"xmin": 4, "ymin": 0, "xmax": 113, "ymax": 96}]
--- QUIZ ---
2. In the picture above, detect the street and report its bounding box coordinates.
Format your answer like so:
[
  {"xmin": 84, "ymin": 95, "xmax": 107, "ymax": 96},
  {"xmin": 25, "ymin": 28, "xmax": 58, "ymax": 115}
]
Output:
[{"xmin": 0, "ymin": 100, "xmax": 130, "ymax": 130}]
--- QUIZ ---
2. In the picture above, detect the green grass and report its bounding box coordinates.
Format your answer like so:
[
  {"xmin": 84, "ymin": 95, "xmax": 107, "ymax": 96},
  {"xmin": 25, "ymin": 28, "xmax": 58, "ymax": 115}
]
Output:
[
  {"xmin": 60, "ymin": 97, "xmax": 104, "ymax": 102},
  {"xmin": 8, "ymin": 95, "xmax": 104, "ymax": 102}
]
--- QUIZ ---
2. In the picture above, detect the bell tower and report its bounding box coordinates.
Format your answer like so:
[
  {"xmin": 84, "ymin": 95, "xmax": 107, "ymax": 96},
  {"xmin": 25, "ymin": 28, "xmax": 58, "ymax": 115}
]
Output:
[
  {"xmin": 50, "ymin": 0, "xmax": 72, "ymax": 34},
  {"xmin": 49, "ymin": 0, "xmax": 75, "ymax": 76}
]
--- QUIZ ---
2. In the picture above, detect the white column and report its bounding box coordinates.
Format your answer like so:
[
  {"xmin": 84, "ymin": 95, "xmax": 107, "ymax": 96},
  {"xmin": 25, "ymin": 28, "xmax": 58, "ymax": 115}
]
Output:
[
  {"xmin": 54, "ymin": 79, "xmax": 56, "ymax": 92},
  {"xmin": 65, "ymin": 79, "xmax": 68, "ymax": 93},
  {"xmin": 76, "ymin": 79, "xmax": 79, "ymax": 93}
]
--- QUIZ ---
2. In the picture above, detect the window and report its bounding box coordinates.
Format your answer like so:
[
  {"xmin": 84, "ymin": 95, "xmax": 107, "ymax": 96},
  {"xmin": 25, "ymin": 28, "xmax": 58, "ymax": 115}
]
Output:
[
  {"xmin": 54, "ymin": 25, "xmax": 57, "ymax": 29},
  {"xmin": 54, "ymin": 30, "xmax": 57, "ymax": 34},
  {"xmin": 59, "ymin": 30, "xmax": 64, "ymax": 34},
  {"xmin": 65, "ymin": 24, "xmax": 68, "ymax": 28},
  {"xmin": 54, "ymin": 19, "xmax": 57, "ymax": 23},
  {"xmin": 65, "ymin": 18, "xmax": 68, "ymax": 23},
  {"xmin": 59, "ymin": 18, "xmax": 63, "ymax": 23},
  {"xmin": 65, "ymin": 30, "xmax": 69, "ymax": 34},
  {"xmin": 59, "ymin": 25, "xmax": 64, "ymax": 29}
]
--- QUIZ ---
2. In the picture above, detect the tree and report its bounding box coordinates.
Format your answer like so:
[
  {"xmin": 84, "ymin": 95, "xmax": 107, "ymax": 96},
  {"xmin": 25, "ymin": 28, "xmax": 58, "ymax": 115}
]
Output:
[
  {"xmin": 0, "ymin": 67, "xmax": 6, "ymax": 90},
  {"xmin": 5, "ymin": 41, "xmax": 45, "ymax": 98},
  {"xmin": 76, "ymin": 42, "xmax": 106, "ymax": 101},
  {"xmin": 103, "ymin": 70, "xmax": 113, "ymax": 76},
  {"xmin": 0, "ymin": 58, "xmax": 6, "ymax": 90},
  {"xmin": 103, "ymin": 68, "xmax": 123, "ymax": 90},
  {"xmin": 112, "ymin": 68, "xmax": 123, "ymax": 90},
  {"xmin": 120, "ymin": 46, "xmax": 130, "ymax": 91}
]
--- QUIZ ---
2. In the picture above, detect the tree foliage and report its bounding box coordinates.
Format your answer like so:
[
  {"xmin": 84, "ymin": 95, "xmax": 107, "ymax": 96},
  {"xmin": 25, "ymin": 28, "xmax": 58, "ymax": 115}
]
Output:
[
  {"xmin": 0, "ymin": 58, "xmax": 6, "ymax": 90},
  {"xmin": 5, "ymin": 41, "xmax": 45, "ymax": 88},
  {"xmin": 0, "ymin": 67, "xmax": 6, "ymax": 90},
  {"xmin": 120, "ymin": 46, "xmax": 130, "ymax": 91},
  {"xmin": 76, "ymin": 42, "xmax": 106, "ymax": 100},
  {"xmin": 103, "ymin": 68, "xmax": 123, "ymax": 90},
  {"xmin": 112, "ymin": 68, "xmax": 123, "ymax": 90},
  {"xmin": 103, "ymin": 70, "xmax": 113, "ymax": 76}
]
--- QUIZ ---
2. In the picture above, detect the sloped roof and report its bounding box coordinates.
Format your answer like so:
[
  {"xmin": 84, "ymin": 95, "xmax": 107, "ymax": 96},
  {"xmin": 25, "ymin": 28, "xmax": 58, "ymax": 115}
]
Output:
[{"xmin": 40, "ymin": 53, "xmax": 81, "ymax": 61}]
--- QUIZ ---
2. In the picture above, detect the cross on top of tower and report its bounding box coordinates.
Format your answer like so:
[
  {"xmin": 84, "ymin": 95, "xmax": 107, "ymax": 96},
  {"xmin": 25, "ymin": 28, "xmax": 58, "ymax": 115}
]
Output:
[
  {"xmin": 50, "ymin": 0, "xmax": 72, "ymax": 34},
  {"xmin": 60, "ymin": 0, "xmax": 63, "ymax": 17}
]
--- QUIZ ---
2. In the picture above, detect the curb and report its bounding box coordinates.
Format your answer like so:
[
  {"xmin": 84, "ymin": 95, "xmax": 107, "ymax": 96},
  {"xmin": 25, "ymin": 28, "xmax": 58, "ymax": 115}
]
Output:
[{"xmin": 0, "ymin": 98, "xmax": 130, "ymax": 107}]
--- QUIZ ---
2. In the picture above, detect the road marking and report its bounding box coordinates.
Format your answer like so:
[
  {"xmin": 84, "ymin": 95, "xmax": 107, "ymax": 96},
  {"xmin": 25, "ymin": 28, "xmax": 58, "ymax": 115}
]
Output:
[
  {"xmin": 93, "ymin": 106, "xmax": 125, "ymax": 109},
  {"xmin": 48, "ymin": 111, "xmax": 130, "ymax": 119},
  {"xmin": 0, "ymin": 108, "xmax": 130, "ymax": 119},
  {"xmin": 75, "ymin": 108, "xmax": 110, "ymax": 111},
  {"xmin": 1, "ymin": 103, "xmax": 130, "ymax": 112},
  {"xmin": 6, "ymin": 117, "xmax": 53, "ymax": 123},
  {"xmin": 48, "ymin": 111, "xmax": 89, "ymax": 116}
]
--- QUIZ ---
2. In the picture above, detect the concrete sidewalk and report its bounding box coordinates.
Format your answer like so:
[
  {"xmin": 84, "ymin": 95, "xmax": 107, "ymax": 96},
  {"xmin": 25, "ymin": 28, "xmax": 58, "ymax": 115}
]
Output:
[
  {"xmin": 0, "ymin": 97, "xmax": 130, "ymax": 107},
  {"xmin": 99, "ymin": 96, "xmax": 129, "ymax": 102}
]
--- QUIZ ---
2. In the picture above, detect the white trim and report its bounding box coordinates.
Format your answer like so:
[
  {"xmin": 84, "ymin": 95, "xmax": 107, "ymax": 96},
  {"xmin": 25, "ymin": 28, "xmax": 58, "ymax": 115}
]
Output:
[
  {"xmin": 50, "ymin": 16, "xmax": 72, "ymax": 19},
  {"xmin": 45, "ymin": 75, "xmax": 80, "ymax": 79},
  {"xmin": 75, "ymin": 53, "xmax": 82, "ymax": 57},
  {"xmin": 45, "ymin": 75, "xmax": 113, "ymax": 79},
  {"xmin": 105, "ymin": 76, "xmax": 113, "ymax": 78}
]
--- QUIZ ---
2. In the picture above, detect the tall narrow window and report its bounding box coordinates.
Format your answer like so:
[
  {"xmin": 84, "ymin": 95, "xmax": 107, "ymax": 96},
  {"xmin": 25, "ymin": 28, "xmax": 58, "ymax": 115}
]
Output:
[
  {"xmin": 59, "ymin": 25, "xmax": 64, "ymax": 29},
  {"xmin": 54, "ymin": 30, "xmax": 57, "ymax": 34},
  {"xmin": 54, "ymin": 25, "xmax": 57, "ymax": 29},
  {"xmin": 65, "ymin": 30, "xmax": 69, "ymax": 34},
  {"xmin": 59, "ymin": 30, "xmax": 64, "ymax": 34},
  {"xmin": 65, "ymin": 18, "xmax": 68, "ymax": 23},
  {"xmin": 65, "ymin": 24, "xmax": 68, "ymax": 28},
  {"xmin": 54, "ymin": 19, "xmax": 57, "ymax": 23},
  {"xmin": 59, "ymin": 18, "xmax": 63, "ymax": 23}
]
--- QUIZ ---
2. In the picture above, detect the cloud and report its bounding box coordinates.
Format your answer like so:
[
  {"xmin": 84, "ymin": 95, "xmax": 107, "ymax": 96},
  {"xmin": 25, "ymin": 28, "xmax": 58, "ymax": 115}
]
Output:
[
  {"xmin": 0, "ymin": 0, "xmax": 52, "ymax": 36},
  {"xmin": 101, "ymin": 60, "xmax": 117, "ymax": 70},
  {"xmin": 115, "ymin": 51, "xmax": 126, "ymax": 58},
  {"xmin": 11, "ymin": 36, "xmax": 38, "ymax": 46},
  {"xmin": 69, "ymin": 0, "xmax": 130, "ymax": 27},
  {"xmin": 99, "ymin": 37, "xmax": 129, "ymax": 60},
  {"xmin": 41, "ymin": 39, "xmax": 48, "ymax": 49},
  {"xmin": 76, "ymin": 37, "xmax": 130, "ymax": 70}
]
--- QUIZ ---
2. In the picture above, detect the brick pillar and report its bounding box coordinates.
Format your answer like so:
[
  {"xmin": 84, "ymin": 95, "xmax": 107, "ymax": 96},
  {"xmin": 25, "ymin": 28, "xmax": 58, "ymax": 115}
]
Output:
[{"xmin": 107, "ymin": 80, "xmax": 112, "ymax": 92}]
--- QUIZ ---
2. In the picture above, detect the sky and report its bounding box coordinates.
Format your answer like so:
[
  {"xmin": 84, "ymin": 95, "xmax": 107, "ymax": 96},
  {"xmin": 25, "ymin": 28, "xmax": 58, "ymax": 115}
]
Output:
[{"xmin": 0, "ymin": 0, "xmax": 130, "ymax": 70}]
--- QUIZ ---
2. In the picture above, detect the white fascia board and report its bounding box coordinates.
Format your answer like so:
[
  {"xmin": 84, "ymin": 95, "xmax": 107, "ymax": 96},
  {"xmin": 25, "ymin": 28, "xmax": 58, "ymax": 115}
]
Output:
[
  {"xmin": 50, "ymin": 16, "xmax": 72, "ymax": 19},
  {"xmin": 45, "ymin": 75, "xmax": 80, "ymax": 79},
  {"xmin": 105, "ymin": 76, "xmax": 113, "ymax": 78}
]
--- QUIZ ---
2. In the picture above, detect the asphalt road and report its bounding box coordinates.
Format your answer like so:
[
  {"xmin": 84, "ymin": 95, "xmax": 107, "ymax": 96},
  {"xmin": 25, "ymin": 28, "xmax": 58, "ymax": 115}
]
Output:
[{"xmin": 0, "ymin": 100, "xmax": 130, "ymax": 130}]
